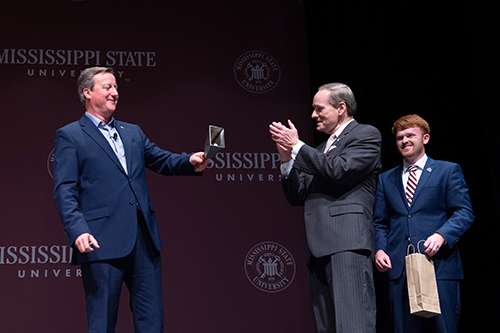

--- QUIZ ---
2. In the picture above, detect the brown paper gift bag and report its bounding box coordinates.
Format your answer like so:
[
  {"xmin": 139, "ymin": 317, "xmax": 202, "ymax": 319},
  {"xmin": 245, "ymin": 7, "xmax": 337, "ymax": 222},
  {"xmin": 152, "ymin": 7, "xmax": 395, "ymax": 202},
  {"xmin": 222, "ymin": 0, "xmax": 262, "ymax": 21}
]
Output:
[{"xmin": 405, "ymin": 241, "xmax": 441, "ymax": 318}]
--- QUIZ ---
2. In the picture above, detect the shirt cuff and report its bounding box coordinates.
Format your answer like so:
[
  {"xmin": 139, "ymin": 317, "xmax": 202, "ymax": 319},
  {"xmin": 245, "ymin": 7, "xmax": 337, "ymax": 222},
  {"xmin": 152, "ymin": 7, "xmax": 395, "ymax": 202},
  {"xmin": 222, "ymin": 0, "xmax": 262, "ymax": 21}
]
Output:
[
  {"xmin": 280, "ymin": 159, "xmax": 294, "ymax": 178},
  {"xmin": 280, "ymin": 141, "xmax": 304, "ymax": 179},
  {"xmin": 291, "ymin": 140, "xmax": 304, "ymax": 159}
]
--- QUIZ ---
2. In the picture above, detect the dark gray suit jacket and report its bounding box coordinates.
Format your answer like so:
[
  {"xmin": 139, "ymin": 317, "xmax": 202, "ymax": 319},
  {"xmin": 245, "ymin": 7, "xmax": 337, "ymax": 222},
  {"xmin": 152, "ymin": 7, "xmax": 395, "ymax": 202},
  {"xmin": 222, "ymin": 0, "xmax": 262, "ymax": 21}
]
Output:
[{"xmin": 282, "ymin": 120, "xmax": 382, "ymax": 258}]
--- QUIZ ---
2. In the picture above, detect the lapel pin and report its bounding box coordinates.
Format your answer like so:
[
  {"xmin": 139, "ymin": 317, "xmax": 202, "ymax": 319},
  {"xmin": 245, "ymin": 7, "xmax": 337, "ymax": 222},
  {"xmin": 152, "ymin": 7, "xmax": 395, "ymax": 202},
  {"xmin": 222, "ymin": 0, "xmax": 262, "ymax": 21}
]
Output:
[{"xmin": 426, "ymin": 167, "xmax": 432, "ymax": 172}]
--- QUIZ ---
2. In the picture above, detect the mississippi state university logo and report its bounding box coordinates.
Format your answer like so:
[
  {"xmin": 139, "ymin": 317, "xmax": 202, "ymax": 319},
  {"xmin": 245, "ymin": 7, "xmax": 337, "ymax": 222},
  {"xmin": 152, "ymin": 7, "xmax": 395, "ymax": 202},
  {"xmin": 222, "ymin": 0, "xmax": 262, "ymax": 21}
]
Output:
[
  {"xmin": 234, "ymin": 51, "xmax": 281, "ymax": 94},
  {"xmin": 47, "ymin": 148, "xmax": 55, "ymax": 179},
  {"xmin": 244, "ymin": 241, "xmax": 296, "ymax": 293}
]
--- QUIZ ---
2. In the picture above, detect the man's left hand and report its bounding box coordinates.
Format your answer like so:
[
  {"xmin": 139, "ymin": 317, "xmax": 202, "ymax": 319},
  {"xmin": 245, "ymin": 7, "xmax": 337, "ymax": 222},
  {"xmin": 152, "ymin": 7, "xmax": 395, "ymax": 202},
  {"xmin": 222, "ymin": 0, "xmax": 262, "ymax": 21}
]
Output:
[
  {"xmin": 424, "ymin": 233, "xmax": 445, "ymax": 257},
  {"xmin": 190, "ymin": 152, "xmax": 210, "ymax": 172}
]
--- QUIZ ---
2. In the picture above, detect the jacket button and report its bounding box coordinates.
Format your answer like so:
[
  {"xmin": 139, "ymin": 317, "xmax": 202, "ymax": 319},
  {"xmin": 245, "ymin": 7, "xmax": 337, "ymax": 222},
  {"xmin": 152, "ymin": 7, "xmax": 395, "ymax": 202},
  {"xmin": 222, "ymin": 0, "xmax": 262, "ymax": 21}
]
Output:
[{"xmin": 129, "ymin": 200, "xmax": 135, "ymax": 205}]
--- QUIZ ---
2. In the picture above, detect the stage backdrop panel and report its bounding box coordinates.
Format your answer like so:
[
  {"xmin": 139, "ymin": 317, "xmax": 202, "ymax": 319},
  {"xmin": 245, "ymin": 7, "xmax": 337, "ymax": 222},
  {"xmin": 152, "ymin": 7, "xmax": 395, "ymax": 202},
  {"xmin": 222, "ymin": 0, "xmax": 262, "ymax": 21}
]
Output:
[{"xmin": 0, "ymin": 1, "xmax": 316, "ymax": 332}]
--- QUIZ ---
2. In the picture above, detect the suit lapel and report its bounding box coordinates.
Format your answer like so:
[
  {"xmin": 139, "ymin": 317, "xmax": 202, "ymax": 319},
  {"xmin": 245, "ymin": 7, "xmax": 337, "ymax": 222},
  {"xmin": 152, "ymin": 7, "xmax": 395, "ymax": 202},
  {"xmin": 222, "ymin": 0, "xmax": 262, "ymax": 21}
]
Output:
[
  {"xmin": 335, "ymin": 120, "xmax": 357, "ymax": 145},
  {"xmin": 115, "ymin": 121, "xmax": 132, "ymax": 174},
  {"xmin": 316, "ymin": 141, "xmax": 327, "ymax": 152},
  {"xmin": 79, "ymin": 115, "xmax": 127, "ymax": 175},
  {"xmin": 392, "ymin": 158, "xmax": 435, "ymax": 212},
  {"xmin": 323, "ymin": 119, "xmax": 358, "ymax": 154},
  {"xmin": 409, "ymin": 157, "xmax": 435, "ymax": 209},
  {"xmin": 390, "ymin": 165, "xmax": 408, "ymax": 209}
]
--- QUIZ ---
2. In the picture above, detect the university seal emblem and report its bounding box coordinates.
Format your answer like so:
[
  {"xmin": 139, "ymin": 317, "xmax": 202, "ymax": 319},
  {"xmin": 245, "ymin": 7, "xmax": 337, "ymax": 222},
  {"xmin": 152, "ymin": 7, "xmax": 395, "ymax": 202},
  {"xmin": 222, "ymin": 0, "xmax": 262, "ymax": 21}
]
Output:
[
  {"xmin": 244, "ymin": 241, "xmax": 296, "ymax": 293},
  {"xmin": 234, "ymin": 51, "xmax": 281, "ymax": 94}
]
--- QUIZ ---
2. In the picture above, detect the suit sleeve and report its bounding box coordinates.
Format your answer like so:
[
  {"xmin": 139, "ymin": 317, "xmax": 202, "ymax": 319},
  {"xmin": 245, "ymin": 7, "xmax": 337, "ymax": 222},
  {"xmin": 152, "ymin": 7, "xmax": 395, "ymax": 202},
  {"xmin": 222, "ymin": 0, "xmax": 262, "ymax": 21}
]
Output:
[
  {"xmin": 281, "ymin": 168, "xmax": 312, "ymax": 207},
  {"xmin": 436, "ymin": 164, "xmax": 474, "ymax": 248},
  {"xmin": 135, "ymin": 125, "xmax": 199, "ymax": 176},
  {"xmin": 53, "ymin": 128, "xmax": 91, "ymax": 246},
  {"xmin": 293, "ymin": 125, "xmax": 381, "ymax": 186},
  {"xmin": 281, "ymin": 124, "xmax": 381, "ymax": 206},
  {"xmin": 373, "ymin": 174, "xmax": 390, "ymax": 252}
]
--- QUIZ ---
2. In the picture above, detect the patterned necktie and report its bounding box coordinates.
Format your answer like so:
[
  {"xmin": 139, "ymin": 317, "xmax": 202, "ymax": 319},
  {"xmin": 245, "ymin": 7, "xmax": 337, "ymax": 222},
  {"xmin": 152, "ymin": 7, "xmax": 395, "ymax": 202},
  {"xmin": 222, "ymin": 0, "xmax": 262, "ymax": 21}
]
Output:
[
  {"xmin": 323, "ymin": 134, "xmax": 337, "ymax": 153},
  {"xmin": 405, "ymin": 165, "xmax": 418, "ymax": 206}
]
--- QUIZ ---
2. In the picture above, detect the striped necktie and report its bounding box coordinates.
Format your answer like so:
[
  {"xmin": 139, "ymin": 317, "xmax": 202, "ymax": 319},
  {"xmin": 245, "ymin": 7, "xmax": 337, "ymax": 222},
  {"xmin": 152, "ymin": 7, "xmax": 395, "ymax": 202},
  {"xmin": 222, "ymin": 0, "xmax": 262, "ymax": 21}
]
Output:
[{"xmin": 405, "ymin": 165, "xmax": 418, "ymax": 206}]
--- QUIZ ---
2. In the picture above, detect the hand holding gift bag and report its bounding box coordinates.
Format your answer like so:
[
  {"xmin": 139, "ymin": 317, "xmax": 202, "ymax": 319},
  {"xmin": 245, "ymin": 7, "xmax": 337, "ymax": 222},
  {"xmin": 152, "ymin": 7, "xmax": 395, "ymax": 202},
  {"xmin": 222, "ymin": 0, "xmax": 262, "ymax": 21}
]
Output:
[{"xmin": 405, "ymin": 240, "xmax": 441, "ymax": 318}]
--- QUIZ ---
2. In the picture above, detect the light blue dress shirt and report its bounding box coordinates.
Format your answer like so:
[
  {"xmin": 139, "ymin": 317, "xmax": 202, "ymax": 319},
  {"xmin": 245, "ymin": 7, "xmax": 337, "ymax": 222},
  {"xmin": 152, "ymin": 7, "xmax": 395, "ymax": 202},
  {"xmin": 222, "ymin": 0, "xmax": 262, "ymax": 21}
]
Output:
[{"xmin": 85, "ymin": 112, "xmax": 128, "ymax": 174}]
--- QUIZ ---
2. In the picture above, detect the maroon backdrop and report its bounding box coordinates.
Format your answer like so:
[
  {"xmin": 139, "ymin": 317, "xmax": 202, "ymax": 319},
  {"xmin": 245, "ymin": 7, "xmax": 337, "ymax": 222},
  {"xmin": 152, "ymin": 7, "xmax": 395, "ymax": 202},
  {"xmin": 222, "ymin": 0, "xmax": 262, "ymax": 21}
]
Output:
[{"xmin": 0, "ymin": 1, "xmax": 316, "ymax": 331}]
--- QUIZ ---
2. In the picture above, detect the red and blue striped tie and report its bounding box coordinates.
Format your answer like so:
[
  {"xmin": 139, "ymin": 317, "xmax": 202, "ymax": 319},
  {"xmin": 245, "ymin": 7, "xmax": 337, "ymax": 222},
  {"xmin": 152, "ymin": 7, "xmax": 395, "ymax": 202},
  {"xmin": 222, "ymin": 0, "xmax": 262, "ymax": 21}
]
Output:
[{"xmin": 405, "ymin": 166, "xmax": 418, "ymax": 206}]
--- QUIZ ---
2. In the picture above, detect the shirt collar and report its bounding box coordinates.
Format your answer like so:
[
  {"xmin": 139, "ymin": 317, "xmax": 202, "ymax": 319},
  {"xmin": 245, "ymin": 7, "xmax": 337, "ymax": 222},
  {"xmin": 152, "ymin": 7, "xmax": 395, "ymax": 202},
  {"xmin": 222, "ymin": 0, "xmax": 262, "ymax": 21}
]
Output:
[
  {"xmin": 85, "ymin": 112, "xmax": 115, "ymax": 128},
  {"xmin": 403, "ymin": 154, "xmax": 428, "ymax": 172},
  {"xmin": 331, "ymin": 118, "xmax": 354, "ymax": 139}
]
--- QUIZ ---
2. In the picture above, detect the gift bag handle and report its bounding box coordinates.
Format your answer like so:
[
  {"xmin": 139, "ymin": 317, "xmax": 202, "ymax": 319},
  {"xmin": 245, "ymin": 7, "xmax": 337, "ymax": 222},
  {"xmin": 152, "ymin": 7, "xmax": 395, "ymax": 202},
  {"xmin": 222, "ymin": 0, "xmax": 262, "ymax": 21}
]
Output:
[{"xmin": 407, "ymin": 240, "xmax": 426, "ymax": 256}]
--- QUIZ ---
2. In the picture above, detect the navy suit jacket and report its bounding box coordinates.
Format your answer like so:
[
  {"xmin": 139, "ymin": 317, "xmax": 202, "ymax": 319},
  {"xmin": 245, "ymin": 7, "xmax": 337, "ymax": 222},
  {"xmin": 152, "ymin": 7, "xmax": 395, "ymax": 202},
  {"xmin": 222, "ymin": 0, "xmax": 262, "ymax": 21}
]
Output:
[
  {"xmin": 373, "ymin": 157, "xmax": 474, "ymax": 280},
  {"xmin": 282, "ymin": 120, "xmax": 382, "ymax": 257},
  {"xmin": 54, "ymin": 115, "xmax": 199, "ymax": 265}
]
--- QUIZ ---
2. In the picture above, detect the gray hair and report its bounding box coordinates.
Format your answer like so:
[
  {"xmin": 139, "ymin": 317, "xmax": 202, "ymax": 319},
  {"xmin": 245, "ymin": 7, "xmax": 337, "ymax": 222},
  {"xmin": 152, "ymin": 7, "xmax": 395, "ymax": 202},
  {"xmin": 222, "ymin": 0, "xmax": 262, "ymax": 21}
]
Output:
[
  {"xmin": 77, "ymin": 67, "xmax": 114, "ymax": 105},
  {"xmin": 318, "ymin": 83, "xmax": 357, "ymax": 117}
]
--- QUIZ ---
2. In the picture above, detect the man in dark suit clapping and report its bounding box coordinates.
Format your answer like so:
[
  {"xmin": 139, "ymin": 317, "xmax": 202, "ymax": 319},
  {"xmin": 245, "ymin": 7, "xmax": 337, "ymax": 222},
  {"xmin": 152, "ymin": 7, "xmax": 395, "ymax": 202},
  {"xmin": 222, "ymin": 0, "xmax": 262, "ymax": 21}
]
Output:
[{"xmin": 269, "ymin": 83, "xmax": 381, "ymax": 333}]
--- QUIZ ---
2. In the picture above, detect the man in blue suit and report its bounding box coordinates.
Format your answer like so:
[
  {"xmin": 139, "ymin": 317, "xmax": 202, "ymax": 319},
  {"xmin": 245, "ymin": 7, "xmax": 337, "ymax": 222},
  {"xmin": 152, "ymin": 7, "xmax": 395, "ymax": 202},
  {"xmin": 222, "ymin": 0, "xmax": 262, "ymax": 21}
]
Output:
[
  {"xmin": 54, "ymin": 67, "xmax": 210, "ymax": 332},
  {"xmin": 373, "ymin": 114, "xmax": 474, "ymax": 332}
]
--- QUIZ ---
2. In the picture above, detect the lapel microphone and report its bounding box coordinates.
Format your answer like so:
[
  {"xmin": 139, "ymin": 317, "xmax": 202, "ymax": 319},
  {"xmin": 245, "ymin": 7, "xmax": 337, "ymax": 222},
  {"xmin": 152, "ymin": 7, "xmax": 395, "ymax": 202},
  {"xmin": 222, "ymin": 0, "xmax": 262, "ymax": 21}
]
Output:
[{"xmin": 111, "ymin": 133, "xmax": 118, "ymax": 140}]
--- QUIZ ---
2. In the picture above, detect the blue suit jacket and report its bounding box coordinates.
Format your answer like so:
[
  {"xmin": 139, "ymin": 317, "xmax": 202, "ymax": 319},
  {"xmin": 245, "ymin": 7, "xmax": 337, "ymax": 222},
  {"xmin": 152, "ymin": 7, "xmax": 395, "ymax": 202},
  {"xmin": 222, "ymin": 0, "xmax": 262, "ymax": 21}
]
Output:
[
  {"xmin": 54, "ymin": 115, "xmax": 199, "ymax": 265},
  {"xmin": 373, "ymin": 157, "xmax": 474, "ymax": 280}
]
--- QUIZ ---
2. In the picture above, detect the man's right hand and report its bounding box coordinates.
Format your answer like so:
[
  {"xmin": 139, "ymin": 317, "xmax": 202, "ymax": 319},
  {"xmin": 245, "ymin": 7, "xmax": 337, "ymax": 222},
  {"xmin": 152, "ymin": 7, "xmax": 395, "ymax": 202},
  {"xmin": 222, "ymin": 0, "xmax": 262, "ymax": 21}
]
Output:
[
  {"xmin": 374, "ymin": 250, "xmax": 392, "ymax": 272},
  {"xmin": 75, "ymin": 233, "xmax": 100, "ymax": 254},
  {"xmin": 269, "ymin": 120, "xmax": 299, "ymax": 152}
]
